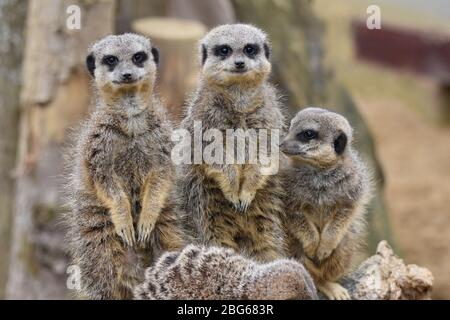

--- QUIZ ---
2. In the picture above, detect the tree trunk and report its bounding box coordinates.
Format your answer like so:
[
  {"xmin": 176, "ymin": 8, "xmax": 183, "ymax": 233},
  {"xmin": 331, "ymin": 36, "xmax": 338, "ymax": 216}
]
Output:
[
  {"xmin": 7, "ymin": 0, "xmax": 116, "ymax": 299},
  {"xmin": 0, "ymin": 0, "xmax": 27, "ymax": 299},
  {"xmin": 116, "ymin": 0, "xmax": 166, "ymax": 34},
  {"xmin": 232, "ymin": 0, "xmax": 396, "ymax": 254},
  {"xmin": 167, "ymin": 0, "xmax": 235, "ymax": 29},
  {"xmin": 132, "ymin": 17, "xmax": 207, "ymax": 120}
]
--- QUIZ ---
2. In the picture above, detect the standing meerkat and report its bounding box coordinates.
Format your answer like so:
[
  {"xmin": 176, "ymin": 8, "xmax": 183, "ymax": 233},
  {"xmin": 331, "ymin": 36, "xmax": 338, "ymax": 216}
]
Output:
[
  {"xmin": 134, "ymin": 244, "xmax": 318, "ymax": 300},
  {"xmin": 280, "ymin": 107, "xmax": 372, "ymax": 300},
  {"xmin": 65, "ymin": 34, "xmax": 185, "ymax": 299},
  {"xmin": 176, "ymin": 24, "xmax": 287, "ymax": 262}
]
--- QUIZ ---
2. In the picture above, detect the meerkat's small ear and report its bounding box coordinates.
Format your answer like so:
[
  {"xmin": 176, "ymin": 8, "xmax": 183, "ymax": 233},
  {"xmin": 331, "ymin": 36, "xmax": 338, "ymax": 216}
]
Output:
[
  {"xmin": 86, "ymin": 53, "xmax": 96, "ymax": 77},
  {"xmin": 151, "ymin": 47, "xmax": 159, "ymax": 65},
  {"xmin": 334, "ymin": 132, "xmax": 348, "ymax": 155},
  {"xmin": 201, "ymin": 44, "xmax": 207, "ymax": 65},
  {"xmin": 263, "ymin": 43, "xmax": 271, "ymax": 59}
]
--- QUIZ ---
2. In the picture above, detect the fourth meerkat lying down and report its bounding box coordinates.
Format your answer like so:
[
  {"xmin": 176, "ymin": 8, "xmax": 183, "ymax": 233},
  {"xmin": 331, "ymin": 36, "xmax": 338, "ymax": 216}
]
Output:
[
  {"xmin": 176, "ymin": 24, "xmax": 287, "ymax": 262},
  {"xmin": 280, "ymin": 107, "xmax": 373, "ymax": 300},
  {"xmin": 135, "ymin": 244, "xmax": 318, "ymax": 300}
]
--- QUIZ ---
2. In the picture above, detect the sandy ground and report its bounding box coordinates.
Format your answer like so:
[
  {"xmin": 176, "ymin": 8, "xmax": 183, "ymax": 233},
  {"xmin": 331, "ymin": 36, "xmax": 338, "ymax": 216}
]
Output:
[{"xmin": 355, "ymin": 94, "xmax": 450, "ymax": 299}]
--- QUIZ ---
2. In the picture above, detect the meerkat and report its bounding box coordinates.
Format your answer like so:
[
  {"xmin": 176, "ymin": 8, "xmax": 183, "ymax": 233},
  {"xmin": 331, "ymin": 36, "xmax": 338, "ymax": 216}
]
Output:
[
  {"xmin": 176, "ymin": 24, "xmax": 287, "ymax": 262},
  {"xmin": 134, "ymin": 244, "xmax": 317, "ymax": 300},
  {"xmin": 280, "ymin": 107, "xmax": 372, "ymax": 300},
  {"xmin": 65, "ymin": 33, "xmax": 185, "ymax": 299}
]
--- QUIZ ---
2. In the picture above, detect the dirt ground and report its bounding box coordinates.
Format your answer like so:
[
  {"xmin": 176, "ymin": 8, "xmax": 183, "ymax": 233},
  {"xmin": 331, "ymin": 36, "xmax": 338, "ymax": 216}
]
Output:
[{"xmin": 355, "ymin": 93, "xmax": 450, "ymax": 299}]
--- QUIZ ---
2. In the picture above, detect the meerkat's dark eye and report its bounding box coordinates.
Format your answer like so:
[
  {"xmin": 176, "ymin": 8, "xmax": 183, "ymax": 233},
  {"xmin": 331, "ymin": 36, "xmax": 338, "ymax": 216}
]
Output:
[
  {"xmin": 214, "ymin": 45, "xmax": 232, "ymax": 58},
  {"xmin": 102, "ymin": 55, "xmax": 118, "ymax": 67},
  {"xmin": 132, "ymin": 51, "xmax": 148, "ymax": 65},
  {"xmin": 297, "ymin": 129, "xmax": 318, "ymax": 142},
  {"xmin": 243, "ymin": 44, "xmax": 260, "ymax": 58},
  {"xmin": 334, "ymin": 132, "xmax": 348, "ymax": 155}
]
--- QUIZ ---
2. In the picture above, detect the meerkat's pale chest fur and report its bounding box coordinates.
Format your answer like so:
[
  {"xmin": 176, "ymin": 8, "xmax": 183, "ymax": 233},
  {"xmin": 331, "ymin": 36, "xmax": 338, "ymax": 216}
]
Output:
[
  {"xmin": 280, "ymin": 107, "xmax": 372, "ymax": 300},
  {"xmin": 65, "ymin": 34, "xmax": 185, "ymax": 300},
  {"xmin": 176, "ymin": 24, "xmax": 287, "ymax": 262},
  {"xmin": 134, "ymin": 245, "xmax": 318, "ymax": 300}
]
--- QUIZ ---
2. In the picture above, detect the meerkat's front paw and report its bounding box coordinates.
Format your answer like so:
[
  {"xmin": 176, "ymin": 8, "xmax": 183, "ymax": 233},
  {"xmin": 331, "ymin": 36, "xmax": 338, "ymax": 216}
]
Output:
[
  {"xmin": 223, "ymin": 191, "xmax": 240, "ymax": 209},
  {"xmin": 114, "ymin": 220, "xmax": 136, "ymax": 247},
  {"xmin": 315, "ymin": 242, "xmax": 335, "ymax": 261},
  {"xmin": 317, "ymin": 281, "xmax": 351, "ymax": 300},
  {"xmin": 237, "ymin": 190, "xmax": 256, "ymax": 212},
  {"xmin": 302, "ymin": 237, "xmax": 320, "ymax": 259},
  {"xmin": 137, "ymin": 217, "xmax": 156, "ymax": 244}
]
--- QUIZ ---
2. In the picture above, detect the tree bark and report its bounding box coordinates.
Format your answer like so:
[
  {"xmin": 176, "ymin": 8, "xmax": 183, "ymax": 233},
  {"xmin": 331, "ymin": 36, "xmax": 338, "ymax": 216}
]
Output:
[
  {"xmin": 0, "ymin": 0, "xmax": 27, "ymax": 299},
  {"xmin": 167, "ymin": 0, "xmax": 235, "ymax": 29},
  {"xmin": 116, "ymin": 0, "xmax": 166, "ymax": 34},
  {"xmin": 132, "ymin": 17, "xmax": 207, "ymax": 120},
  {"xmin": 7, "ymin": 0, "xmax": 116, "ymax": 299}
]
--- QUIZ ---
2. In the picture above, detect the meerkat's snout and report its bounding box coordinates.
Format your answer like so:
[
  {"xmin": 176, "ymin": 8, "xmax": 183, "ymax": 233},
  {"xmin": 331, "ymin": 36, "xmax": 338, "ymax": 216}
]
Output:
[
  {"xmin": 280, "ymin": 137, "xmax": 309, "ymax": 157},
  {"xmin": 122, "ymin": 73, "xmax": 133, "ymax": 83},
  {"xmin": 234, "ymin": 60, "xmax": 246, "ymax": 72}
]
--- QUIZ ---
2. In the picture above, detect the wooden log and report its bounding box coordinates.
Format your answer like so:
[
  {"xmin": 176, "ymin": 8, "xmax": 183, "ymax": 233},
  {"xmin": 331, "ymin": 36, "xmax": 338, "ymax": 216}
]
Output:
[
  {"xmin": 343, "ymin": 241, "xmax": 433, "ymax": 300},
  {"xmin": 352, "ymin": 20, "xmax": 450, "ymax": 123},
  {"xmin": 438, "ymin": 84, "xmax": 450, "ymax": 123},
  {"xmin": 352, "ymin": 20, "xmax": 450, "ymax": 83},
  {"xmin": 132, "ymin": 17, "xmax": 207, "ymax": 120}
]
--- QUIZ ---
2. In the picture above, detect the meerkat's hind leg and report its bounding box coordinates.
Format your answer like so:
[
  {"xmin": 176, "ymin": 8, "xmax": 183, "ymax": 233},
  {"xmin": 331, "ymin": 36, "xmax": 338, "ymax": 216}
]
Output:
[{"xmin": 317, "ymin": 280, "xmax": 351, "ymax": 300}]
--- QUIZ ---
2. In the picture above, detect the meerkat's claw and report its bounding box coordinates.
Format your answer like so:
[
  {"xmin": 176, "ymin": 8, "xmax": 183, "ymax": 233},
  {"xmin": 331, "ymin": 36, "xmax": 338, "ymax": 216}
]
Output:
[
  {"xmin": 236, "ymin": 198, "xmax": 252, "ymax": 212},
  {"xmin": 236, "ymin": 201, "xmax": 249, "ymax": 213},
  {"xmin": 302, "ymin": 240, "xmax": 319, "ymax": 259},
  {"xmin": 112, "ymin": 212, "xmax": 136, "ymax": 246},
  {"xmin": 237, "ymin": 191, "xmax": 255, "ymax": 212},
  {"xmin": 315, "ymin": 243, "xmax": 334, "ymax": 261},
  {"xmin": 224, "ymin": 192, "xmax": 240, "ymax": 208},
  {"xmin": 317, "ymin": 281, "xmax": 351, "ymax": 300},
  {"xmin": 240, "ymin": 201, "xmax": 250, "ymax": 212},
  {"xmin": 117, "ymin": 225, "xmax": 135, "ymax": 247},
  {"xmin": 137, "ymin": 219, "xmax": 156, "ymax": 244}
]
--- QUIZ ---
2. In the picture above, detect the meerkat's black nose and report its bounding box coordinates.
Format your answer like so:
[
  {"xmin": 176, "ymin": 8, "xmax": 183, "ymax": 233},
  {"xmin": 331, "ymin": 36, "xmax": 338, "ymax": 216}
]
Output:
[
  {"xmin": 122, "ymin": 73, "xmax": 133, "ymax": 82},
  {"xmin": 235, "ymin": 61, "xmax": 245, "ymax": 69}
]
